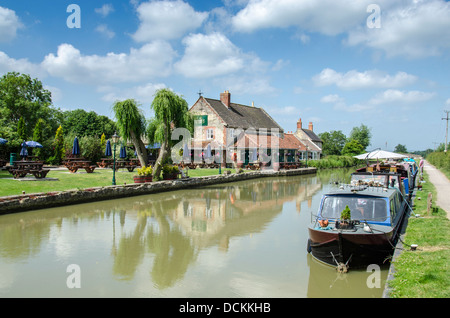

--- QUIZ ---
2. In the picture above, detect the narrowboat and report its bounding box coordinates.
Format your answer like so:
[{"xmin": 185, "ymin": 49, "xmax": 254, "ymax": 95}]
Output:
[
  {"xmin": 354, "ymin": 160, "xmax": 417, "ymax": 199},
  {"xmin": 307, "ymin": 180, "xmax": 409, "ymax": 271}
]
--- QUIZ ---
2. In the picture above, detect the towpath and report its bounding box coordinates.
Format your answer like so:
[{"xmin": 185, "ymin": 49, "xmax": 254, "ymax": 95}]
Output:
[{"xmin": 422, "ymin": 160, "xmax": 450, "ymax": 219}]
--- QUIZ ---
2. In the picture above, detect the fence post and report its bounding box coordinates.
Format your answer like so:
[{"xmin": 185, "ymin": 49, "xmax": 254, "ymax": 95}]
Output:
[{"xmin": 427, "ymin": 192, "xmax": 432, "ymax": 215}]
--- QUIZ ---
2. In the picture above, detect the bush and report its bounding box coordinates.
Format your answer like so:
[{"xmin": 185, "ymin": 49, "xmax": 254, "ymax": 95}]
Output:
[
  {"xmin": 427, "ymin": 151, "xmax": 450, "ymax": 176},
  {"xmin": 306, "ymin": 155, "xmax": 361, "ymax": 169},
  {"xmin": 137, "ymin": 166, "xmax": 153, "ymax": 176}
]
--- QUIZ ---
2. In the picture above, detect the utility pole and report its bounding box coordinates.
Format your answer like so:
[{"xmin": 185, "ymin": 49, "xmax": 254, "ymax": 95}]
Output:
[{"xmin": 443, "ymin": 110, "xmax": 450, "ymax": 152}]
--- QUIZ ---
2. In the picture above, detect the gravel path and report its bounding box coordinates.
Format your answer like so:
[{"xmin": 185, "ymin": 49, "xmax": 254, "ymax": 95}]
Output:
[{"xmin": 422, "ymin": 160, "xmax": 450, "ymax": 219}]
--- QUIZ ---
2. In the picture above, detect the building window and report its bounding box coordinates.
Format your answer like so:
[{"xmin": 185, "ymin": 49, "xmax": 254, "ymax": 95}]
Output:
[{"xmin": 206, "ymin": 128, "xmax": 214, "ymax": 140}]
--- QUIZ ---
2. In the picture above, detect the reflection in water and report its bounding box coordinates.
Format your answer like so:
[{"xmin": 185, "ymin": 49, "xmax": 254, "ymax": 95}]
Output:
[{"xmin": 0, "ymin": 168, "xmax": 387, "ymax": 297}]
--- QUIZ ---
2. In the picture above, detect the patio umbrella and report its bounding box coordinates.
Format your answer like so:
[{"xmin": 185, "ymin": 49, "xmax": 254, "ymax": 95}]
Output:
[
  {"xmin": 251, "ymin": 147, "xmax": 258, "ymax": 162},
  {"xmin": 206, "ymin": 144, "xmax": 212, "ymax": 159},
  {"xmin": 25, "ymin": 140, "xmax": 43, "ymax": 148},
  {"xmin": 119, "ymin": 145, "xmax": 127, "ymax": 159},
  {"xmin": 0, "ymin": 138, "xmax": 7, "ymax": 145},
  {"xmin": 72, "ymin": 136, "xmax": 80, "ymax": 155},
  {"xmin": 20, "ymin": 141, "xmax": 28, "ymax": 159},
  {"xmin": 183, "ymin": 143, "xmax": 190, "ymax": 160},
  {"xmin": 105, "ymin": 140, "xmax": 112, "ymax": 156},
  {"xmin": 354, "ymin": 149, "xmax": 407, "ymax": 160}
]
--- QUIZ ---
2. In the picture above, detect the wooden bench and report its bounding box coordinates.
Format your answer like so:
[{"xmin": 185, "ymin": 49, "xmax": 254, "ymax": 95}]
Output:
[{"xmin": 11, "ymin": 169, "xmax": 28, "ymax": 178}]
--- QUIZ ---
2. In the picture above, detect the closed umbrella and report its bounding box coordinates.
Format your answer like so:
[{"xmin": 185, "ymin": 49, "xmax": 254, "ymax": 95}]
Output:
[
  {"xmin": 20, "ymin": 141, "xmax": 28, "ymax": 159},
  {"xmin": 206, "ymin": 144, "xmax": 212, "ymax": 158},
  {"xmin": 72, "ymin": 136, "xmax": 80, "ymax": 156},
  {"xmin": 119, "ymin": 145, "xmax": 127, "ymax": 159},
  {"xmin": 105, "ymin": 140, "xmax": 112, "ymax": 157},
  {"xmin": 183, "ymin": 143, "xmax": 190, "ymax": 161},
  {"xmin": 0, "ymin": 138, "xmax": 8, "ymax": 145},
  {"xmin": 251, "ymin": 147, "xmax": 257, "ymax": 162}
]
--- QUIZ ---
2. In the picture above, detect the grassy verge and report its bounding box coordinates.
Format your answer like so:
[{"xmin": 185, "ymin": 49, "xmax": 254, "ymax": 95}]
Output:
[
  {"xmin": 387, "ymin": 171, "xmax": 450, "ymax": 298},
  {"xmin": 0, "ymin": 167, "xmax": 238, "ymax": 197}
]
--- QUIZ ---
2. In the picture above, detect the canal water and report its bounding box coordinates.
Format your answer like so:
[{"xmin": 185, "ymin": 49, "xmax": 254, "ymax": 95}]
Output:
[{"xmin": 0, "ymin": 168, "xmax": 389, "ymax": 298}]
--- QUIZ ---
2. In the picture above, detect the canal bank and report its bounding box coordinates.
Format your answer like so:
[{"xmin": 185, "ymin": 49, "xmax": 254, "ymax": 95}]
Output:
[{"xmin": 0, "ymin": 167, "xmax": 317, "ymax": 215}]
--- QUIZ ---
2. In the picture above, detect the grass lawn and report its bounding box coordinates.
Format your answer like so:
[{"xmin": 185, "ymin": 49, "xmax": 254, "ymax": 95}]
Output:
[
  {"xmin": 0, "ymin": 167, "xmax": 238, "ymax": 197},
  {"xmin": 388, "ymin": 171, "xmax": 450, "ymax": 298}
]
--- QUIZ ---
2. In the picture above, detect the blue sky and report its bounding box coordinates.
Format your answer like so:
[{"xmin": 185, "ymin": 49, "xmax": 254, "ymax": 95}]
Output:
[{"xmin": 1, "ymin": 0, "xmax": 449, "ymax": 151}]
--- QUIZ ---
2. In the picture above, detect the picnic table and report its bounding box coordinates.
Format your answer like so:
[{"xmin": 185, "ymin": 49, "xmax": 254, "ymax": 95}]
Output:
[
  {"xmin": 0, "ymin": 159, "xmax": 6, "ymax": 168},
  {"xmin": 97, "ymin": 158, "xmax": 114, "ymax": 168},
  {"xmin": 110, "ymin": 160, "xmax": 137, "ymax": 172},
  {"xmin": 9, "ymin": 160, "xmax": 50, "ymax": 179},
  {"xmin": 63, "ymin": 159, "xmax": 96, "ymax": 173}
]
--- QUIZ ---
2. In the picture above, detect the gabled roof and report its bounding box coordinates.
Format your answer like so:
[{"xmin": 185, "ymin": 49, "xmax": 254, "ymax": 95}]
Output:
[
  {"xmin": 231, "ymin": 132, "xmax": 306, "ymax": 150},
  {"xmin": 203, "ymin": 97, "xmax": 283, "ymax": 132},
  {"xmin": 301, "ymin": 128, "xmax": 322, "ymax": 143}
]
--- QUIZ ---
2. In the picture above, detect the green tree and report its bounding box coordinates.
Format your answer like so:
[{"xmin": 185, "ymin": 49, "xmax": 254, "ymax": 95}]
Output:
[
  {"xmin": 349, "ymin": 124, "xmax": 372, "ymax": 151},
  {"xmin": 0, "ymin": 72, "xmax": 59, "ymax": 139},
  {"xmin": 32, "ymin": 118, "xmax": 45, "ymax": 158},
  {"xmin": 63, "ymin": 109, "xmax": 117, "ymax": 138},
  {"xmin": 394, "ymin": 144, "xmax": 407, "ymax": 153},
  {"xmin": 342, "ymin": 139, "xmax": 365, "ymax": 156},
  {"xmin": 112, "ymin": 99, "xmax": 148, "ymax": 167},
  {"xmin": 0, "ymin": 72, "xmax": 63, "ymax": 158},
  {"xmin": 100, "ymin": 133, "xmax": 106, "ymax": 150},
  {"xmin": 51, "ymin": 125, "xmax": 65, "ymax": 165},
  {"xmin": 80, "ymin": 135, "xmax": 103, "ymax": 163},
  {"xmin": 319, "ymin": 130, "xmax": 347, "ymax": 156},
  {"xmin": 147, "ymin": 89, "xmax": 193, "ymax": 179},
  {"xmin": 17, "ymin": 116, "xmax": 27, "ymax": 141}
]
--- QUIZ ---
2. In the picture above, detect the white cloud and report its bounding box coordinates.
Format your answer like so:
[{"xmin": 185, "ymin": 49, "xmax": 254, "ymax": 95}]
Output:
[
  {"xmin": 313, "ymin": 68, "xmax": 417, "ymax": 89},
  {"xmin": 369, "ymin": 89, "xmax": 435, "ymax": 105},
  {"xmin": 41, "ymin": 42, "xmax": 175, "ymax": 84},
  {"xmin": 95, "ymin": 4, "xmax": 114, "ymax": 17},
  {"xmin": 0, "ymin": 51, "xmax": 44, "ymax": 78},
  {"xmin": 215, "ymin": 75, "xmax": 277, "ymax": 96},
  {"xmin": 320, "ymin": 94, "xmax": 343, "ymax": 103},
  {"xmin": 95, "ymin": 24, "xmax": 115, "ymax": 39},
  {"xmin": 347, "ymin": 0, "xmax": 450, "ymax": 58},
  {"xmin": 333, "ymin": 102, "xmax": 375, "ymax": 113},
  {"xmin": 174, "ymin": 32, "xmax": 276, "ymax": 95},
  {"xmin": 271, "ymin": 59, "xmax": 289, "ymax": 71},
  {"xmin": 175, "ymin": 33, "xmax": 245, "ymax": 78},
  {"xmin": 0, "ymin": 6, "xmax": 22, "ymax": 42},
  {"xmin": 100, "ymin": 82, "xmax": 167, "ymax": 104},
  {"xmin": 231, "ymin": 0, "xmax": 373, "ymax": 35},
  {"xmin": 132, "ymin": 0, "xmax": 208, "ymax": 42}
]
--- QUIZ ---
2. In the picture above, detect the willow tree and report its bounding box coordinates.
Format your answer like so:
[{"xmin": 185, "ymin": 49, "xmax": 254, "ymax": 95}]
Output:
[
  {"xmin": 147, "ymin": 89, "xmax": 193, "ymax": 179},
  {"xmin": 112, "ymin": 99, "xmax": 148, "ymax": 167}
]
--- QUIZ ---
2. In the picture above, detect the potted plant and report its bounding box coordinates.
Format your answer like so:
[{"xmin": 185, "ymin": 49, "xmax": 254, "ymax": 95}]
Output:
[
  {"xmin": 337, "ymin": 205, "xmax": 352, "ymax": 229},
  {"xmin": 134, "ymin": 166, "xmax": 153, "ymax": 183},
  {"xmin": 163, "ymin": 164, "xmax": 179, "ymax": 180}
]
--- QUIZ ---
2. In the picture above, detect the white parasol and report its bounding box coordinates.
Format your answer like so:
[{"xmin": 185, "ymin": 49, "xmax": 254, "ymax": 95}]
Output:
[{"xmin": 354, "ymin": 149, "xmax": 407, "ymax": 160}]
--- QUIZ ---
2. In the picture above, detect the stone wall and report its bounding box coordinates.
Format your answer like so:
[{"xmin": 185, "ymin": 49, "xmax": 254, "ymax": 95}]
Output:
[{"xmin": 0, "ymin": 168, "xmax": 317, "ymax": 215}]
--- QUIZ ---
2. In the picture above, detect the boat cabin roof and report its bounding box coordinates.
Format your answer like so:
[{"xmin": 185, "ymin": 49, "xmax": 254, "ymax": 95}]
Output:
[{"xmin": 325, "ymin": 184, "xmax": 398, "ymax": 199}]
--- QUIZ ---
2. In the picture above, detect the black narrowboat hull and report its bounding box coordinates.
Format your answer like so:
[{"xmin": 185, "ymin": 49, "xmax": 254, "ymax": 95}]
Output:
[{"xmin": 307, "ymin": 229, "xmax": 395, "ymax": 268}]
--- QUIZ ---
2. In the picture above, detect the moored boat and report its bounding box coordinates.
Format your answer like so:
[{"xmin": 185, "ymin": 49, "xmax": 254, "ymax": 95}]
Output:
[{"xmin": 307, "ymin": 182, "xmax": 409, "ymax": 271}]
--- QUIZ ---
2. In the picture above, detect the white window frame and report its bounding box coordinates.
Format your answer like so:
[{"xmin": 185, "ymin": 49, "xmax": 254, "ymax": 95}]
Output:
[{"xmin": 206, "ymin": 128, "xmax": 214, "ymax": 140}]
